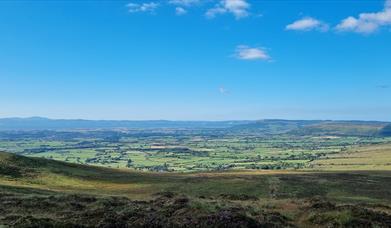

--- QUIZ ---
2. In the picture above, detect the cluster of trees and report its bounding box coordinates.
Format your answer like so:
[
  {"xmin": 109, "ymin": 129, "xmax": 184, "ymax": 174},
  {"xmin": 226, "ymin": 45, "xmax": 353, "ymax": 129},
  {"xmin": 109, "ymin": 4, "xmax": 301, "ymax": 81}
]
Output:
[
  {"xmin": 379, "ymin": 124, "xmax": 391, "ymax": 137},
  {"xmin": 138, "ymin": 163, "xmax": 170, "ymax": 172},
  {"xmin": 245, "ymin": 162, "xmax": 305, "ymax": 170}
]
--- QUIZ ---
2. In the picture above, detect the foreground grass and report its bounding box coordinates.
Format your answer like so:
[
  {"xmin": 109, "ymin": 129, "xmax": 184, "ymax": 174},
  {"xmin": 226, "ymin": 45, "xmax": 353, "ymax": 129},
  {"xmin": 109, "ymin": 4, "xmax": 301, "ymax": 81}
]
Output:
[
  {"xmin": 1, "ymin": 151, "xmax": 391, "ymax": 205},
  {"xmin": 311, "ymin": 143, "xmax": 391, "ymax": 171},
  {"xmin": 1, "ymin": 151, "xmax": 391, "ymax": 227}
]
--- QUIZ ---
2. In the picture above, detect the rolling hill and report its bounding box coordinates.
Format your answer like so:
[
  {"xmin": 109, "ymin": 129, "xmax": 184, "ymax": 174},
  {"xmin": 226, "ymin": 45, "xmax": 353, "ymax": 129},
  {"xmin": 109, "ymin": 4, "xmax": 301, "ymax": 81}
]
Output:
[
  {"xmin": 1, "ymin": 151, "xmax": 391, "ymax": 227},
  {"xmin": 289, "ymin": 121, "xmax": 389, "ymax": 136},
  {"xmin": 229, "ymin": 119, "xmax": 390, "ymax": 136},
  {"xmin": 1, "ymin": 118, "xmax": 390, "ymax": 137}
]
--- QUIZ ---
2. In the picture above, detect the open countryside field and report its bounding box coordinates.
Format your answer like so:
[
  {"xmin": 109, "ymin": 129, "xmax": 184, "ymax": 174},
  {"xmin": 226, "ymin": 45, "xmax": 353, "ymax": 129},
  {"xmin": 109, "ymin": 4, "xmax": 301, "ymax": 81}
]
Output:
[
  {"xmin": 2, "ymin": 150, "xmax": 391, "ymax": 202},
  {"xmin": 1, "ymin": 151, "xmax": 391, "ymax": 227},
  {"xmin": 311, "ymin": 143, "xmax": 391, "ymax": 171},
  {"xmin": 1, "ymin": 120, "xmax": 391, "ymax": 173},
  {"xmin": 1, "ymin": 119, "xmax": 391, "ymax": 227}
]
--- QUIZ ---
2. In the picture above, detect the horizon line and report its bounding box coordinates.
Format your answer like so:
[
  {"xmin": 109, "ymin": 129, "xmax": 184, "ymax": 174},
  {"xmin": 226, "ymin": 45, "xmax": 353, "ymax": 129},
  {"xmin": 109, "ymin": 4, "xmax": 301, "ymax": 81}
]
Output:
[{"xmin": 0, "ymin": 116, "xmax": 389, "ymax": 123}]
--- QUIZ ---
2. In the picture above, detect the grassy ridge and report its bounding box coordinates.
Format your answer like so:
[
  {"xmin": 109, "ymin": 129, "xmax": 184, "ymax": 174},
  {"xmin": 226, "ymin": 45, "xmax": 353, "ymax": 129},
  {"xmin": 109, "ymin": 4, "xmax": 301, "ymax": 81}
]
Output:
[
  {"xmin": 1, "ymin": 151, "xmax": 391, "ymax": 204},
  {"xmin": 2, "ymin": 151, "xmax": 391, "ymax": 227},
  {"xmin": 311, "ymin": 143, "xmax": 391, "ymax": 171},
  {"xmin": 289, "ymin": 122, "xmax": 388, "ymax": 136}
]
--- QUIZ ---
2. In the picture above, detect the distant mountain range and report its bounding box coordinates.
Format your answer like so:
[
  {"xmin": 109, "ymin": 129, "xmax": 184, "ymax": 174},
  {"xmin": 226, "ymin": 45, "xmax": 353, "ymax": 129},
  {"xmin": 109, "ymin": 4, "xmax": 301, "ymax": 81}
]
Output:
[
  {"xmin": 0, "ymin": 117, "xmax": 390, "ymax": 136},
  {"xmin": 0, "ymin": 117, "xmax": 252, "ymax": 130}
]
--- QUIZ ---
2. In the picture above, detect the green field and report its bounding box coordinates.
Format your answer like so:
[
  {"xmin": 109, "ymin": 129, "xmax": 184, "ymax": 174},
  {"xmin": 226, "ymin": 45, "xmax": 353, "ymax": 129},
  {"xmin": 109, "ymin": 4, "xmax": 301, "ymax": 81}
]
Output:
[
  {"xmin": 1, "ymin": 129, "xmax": 390, "ymax": 172},
  {"xmin": 1, "ymin": 151, "xmax": 391, "ymax": 227},
  {"xmin": 1, "ymin": 121, "xmax": 391, "ymax": 227}
]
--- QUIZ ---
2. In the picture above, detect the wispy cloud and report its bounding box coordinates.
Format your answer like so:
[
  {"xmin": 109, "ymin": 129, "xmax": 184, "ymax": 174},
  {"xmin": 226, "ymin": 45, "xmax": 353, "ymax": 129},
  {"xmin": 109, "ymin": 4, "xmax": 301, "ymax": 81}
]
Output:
[
  {"xmin": 126, "ymin": 2, "xmax": 159, "ymax": 13},
  {"xmin": 376, "ymin": 84, "xmax": 390, "ymax": 89},
  {"xmin": 336, "ymin": 0, "xmax": 391, "ymax": 34},
  {"xmin": 175, "ymin": 7, "xmax": 187, "ymax": 15},
  {"xmin": 286, "ymin": 17, "xmax": 329, "ymax": 32},
  {"xmin": 169, "ymin": 0, "xmax": 200, "ymax": 6},
  {"xmin": 219, "ymin": 86, "xmax": 230, "ymax": 95},
  {"xmin": 206, "ymin": 0, "xmax": 250, "ymax": 19},
  {"xmin": 234, "ymin": 45, "xmax": 270, "ymax": 61},
  {"xmin": 169, "ymin": 0, "xmax": 199, "ymax": 16}
]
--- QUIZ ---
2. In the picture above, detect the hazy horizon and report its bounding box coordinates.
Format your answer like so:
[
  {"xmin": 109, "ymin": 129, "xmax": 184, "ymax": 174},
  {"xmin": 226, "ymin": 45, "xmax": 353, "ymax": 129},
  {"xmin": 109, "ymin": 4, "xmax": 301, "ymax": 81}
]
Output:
[{"xmin": 0, "ymin": 116, "xmax": 390, "ymax": 123}]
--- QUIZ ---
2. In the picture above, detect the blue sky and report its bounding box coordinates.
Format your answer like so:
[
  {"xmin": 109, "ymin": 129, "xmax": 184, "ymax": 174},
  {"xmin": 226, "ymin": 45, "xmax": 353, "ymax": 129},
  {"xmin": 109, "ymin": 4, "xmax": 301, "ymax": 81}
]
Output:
[{"xmin": 0, "ymin": 0, "xmax": 390, "ymax": 121}]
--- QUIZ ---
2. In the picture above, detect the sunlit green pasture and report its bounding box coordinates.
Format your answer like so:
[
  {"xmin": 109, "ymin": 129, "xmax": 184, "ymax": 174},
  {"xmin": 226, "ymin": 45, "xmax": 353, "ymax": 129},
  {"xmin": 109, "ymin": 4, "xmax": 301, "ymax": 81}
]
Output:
[{"xmin": 1, "ymin": 132, "xmax": 390, "ymax": 172}]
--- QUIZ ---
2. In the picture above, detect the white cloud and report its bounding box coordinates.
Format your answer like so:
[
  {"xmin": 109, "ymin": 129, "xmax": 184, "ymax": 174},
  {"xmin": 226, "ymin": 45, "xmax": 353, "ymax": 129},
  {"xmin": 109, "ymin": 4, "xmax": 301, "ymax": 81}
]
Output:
[
  {"xmin": 169, "ymin": 0, "xmax": 199, "ymax": 16},
  {"xmin": 336, "ymin": 0, "xmax": 391, "ymax": 34},
  {"xmin": 286, "ymin": 17, "xmax": 329, "ymax": 32},
  {"xmin": 126, "ymin": 2, "xmax": 159, "ymax": 13},
  {"xmin": 234, "ymin": 45, "xmax": 270, "ymax": 61},
  {"xmin": 175, "ymin": 7, "xmax": 187, "ymax": 15},
  {"xmin": 206, "ymin": 0, "xmax": 250, "ymax": 19},
  {"xmin": 169, "ymin": 0, "xmax": 199, "ymax": 6},
  {"xmin": 206, "ymin": 7, "xmax": 227, "ymax": 18},
  {"xmin": 219, "ymin": 86, "xmax": 230, "ymax": 95}
]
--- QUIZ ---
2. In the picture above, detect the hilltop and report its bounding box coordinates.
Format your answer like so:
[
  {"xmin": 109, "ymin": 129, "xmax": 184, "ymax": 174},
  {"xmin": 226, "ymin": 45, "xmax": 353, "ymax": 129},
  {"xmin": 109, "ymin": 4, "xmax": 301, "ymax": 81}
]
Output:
[{"xmin": 229, "ymin": 119, "xmax": 390, "ymax": 136}]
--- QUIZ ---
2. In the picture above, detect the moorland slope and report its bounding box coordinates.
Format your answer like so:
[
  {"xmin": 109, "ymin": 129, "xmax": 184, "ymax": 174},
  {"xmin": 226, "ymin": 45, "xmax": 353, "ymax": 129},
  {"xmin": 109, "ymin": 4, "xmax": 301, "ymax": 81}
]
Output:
[{"xmin": 1, "ymin": 151, "xmax": 391, "ymax": 227}]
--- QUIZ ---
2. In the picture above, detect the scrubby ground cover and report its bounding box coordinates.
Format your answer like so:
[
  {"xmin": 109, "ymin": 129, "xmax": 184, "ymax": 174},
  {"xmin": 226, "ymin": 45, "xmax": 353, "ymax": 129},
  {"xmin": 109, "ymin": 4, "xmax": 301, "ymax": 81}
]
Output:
[
  {"xmin": 1, "ymin": 151, "xmax": 391, "ymax": 203},
  {"xmin": 1, "ymin": 152, "xmax": 391, "ymax": 227},
  {"xmin": 2, "ymin": 189, "xmax": 391, "ymax": 228}
]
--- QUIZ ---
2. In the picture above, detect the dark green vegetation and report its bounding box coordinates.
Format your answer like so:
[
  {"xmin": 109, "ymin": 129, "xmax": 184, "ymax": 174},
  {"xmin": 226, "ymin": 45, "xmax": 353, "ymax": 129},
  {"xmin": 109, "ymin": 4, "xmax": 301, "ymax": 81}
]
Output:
[
  {"xmin": 1, "ymin": 119, "xmax": 391, "ymax": 227},
  {"xmin": 380, "ymin": 124, "xmax": 391, "ymax": 137},
  {"xmin": 0, "ymin": 191, "xmax": 294, "ymax": 227},
  {"xmin": 1, "ymin": 152, "xmax": 391, "ymax": 227}
]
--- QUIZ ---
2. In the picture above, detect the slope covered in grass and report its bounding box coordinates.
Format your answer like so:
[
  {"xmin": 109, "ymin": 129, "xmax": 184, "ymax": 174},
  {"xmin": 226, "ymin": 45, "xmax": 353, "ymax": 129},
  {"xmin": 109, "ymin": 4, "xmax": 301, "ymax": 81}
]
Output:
[
  {"xmin": 1, "ymin": 152, "xmax": 391, "ymax": 227},
  {"xmin": 289, "ymin": 121, "xmax": 388, "ymax": 136},
  {"xmin": 228, "ymin": 120, "xmax": 390, "ymax": 136},
  {"xmin": 311, "ymin": 143, "xmax": 391, "ymax": 171},
  {"xmin": 1, "ymin": 151, "xmax": 391, "ymax": 204}
]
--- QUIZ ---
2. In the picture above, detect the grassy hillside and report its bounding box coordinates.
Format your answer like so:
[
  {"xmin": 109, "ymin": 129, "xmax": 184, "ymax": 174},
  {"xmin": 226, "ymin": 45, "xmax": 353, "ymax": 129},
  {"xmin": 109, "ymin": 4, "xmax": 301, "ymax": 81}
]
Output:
[
  {"xmin": 289, "ymin": 121, "xmax": 388, "ymax": 136},
  {"xmin": 229, "ymin": 119, "xmax": 390, "ymax": 136},
  {"xmin": 1, "ymin": 151, "xmax": 391, "ymax": 227},
  {"xmin": 228, "ymin": 119, "xmax": 320, "ymax": 134},
  {"xmin": 311, "ymin": 143, "xmax": 391, "ymax": 171},
  {"xmin": 1, "ymin": 151, "xmax": 391, "ymax": 203}
]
